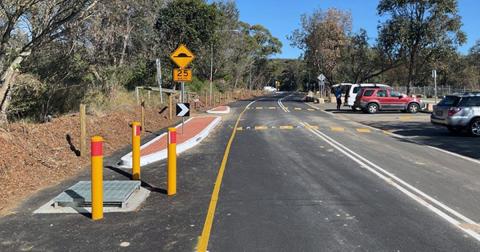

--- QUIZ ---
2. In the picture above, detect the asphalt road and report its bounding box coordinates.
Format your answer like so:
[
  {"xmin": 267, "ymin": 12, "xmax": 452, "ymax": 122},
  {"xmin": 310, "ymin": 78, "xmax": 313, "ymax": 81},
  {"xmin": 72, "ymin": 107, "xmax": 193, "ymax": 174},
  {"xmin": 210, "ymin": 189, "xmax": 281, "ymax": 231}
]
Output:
[
  {"xmin": 2, "ymin": 92, "xmax": 480, "ymax": 251},
  {"xmin": 205, "ymin": 92, "xmax": 480, "ymax": 251}
]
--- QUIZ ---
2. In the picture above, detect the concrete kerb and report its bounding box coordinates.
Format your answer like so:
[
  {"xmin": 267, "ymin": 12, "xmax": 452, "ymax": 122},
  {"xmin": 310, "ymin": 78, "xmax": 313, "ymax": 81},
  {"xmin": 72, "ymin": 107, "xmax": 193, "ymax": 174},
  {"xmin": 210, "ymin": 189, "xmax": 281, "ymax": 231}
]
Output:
[
  {"xmin": 207, "ymin": 106, "xmax": 231, "ymax": 114},
  {"xmin": 119, "ymin": 116, "xmax": 222, "ymax": 168}
]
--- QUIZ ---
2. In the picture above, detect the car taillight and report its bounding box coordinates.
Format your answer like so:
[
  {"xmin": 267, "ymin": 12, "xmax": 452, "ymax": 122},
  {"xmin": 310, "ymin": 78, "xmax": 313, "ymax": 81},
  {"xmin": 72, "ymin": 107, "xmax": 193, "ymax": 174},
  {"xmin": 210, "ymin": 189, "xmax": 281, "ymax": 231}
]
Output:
[{"xmin": 448, "ymin": 107, "xmax": 462, "ymax": 116}]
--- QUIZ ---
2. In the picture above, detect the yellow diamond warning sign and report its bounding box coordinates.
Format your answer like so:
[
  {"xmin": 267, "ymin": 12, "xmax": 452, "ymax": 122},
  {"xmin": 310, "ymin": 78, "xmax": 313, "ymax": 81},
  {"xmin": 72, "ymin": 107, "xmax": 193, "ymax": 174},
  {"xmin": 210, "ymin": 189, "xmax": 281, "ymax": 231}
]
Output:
[{"xmin": 170, "ymin": 44, "xmax": 195, "ymax": 68}]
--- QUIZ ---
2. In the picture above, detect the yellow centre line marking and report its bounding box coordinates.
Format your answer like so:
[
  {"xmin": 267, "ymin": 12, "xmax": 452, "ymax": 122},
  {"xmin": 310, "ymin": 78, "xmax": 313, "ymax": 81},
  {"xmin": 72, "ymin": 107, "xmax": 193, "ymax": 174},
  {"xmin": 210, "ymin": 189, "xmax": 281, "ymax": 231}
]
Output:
[
  {"xmin": 255, "ymin": 126, "xmax": 268, "ymax": 130},
  {"xmin": 256, "ymin": 107, "xmax": 263, "ymax": 110},
  {"xmin": 331, "ymin": 127, "xmax": 345, "ymax": 132},
  {"xmin": 294, "ymin": 107, "xmax": 302, "ymax": 110},
  {"xmin": 236, "ymin": 127, "xmax": 243, "ymax": 131},
  {"xmin": 279, "ymin": 125, "xmax": 294, "ymax": 129},
  {"xmin": 197, "ymin": 102, "xmax": 251, "ymax": 252},
  {"xmin": 356, "ymin": 128, "xmax": 371, "ymax": 133},
  {"xmin": 307, "ymin": 108, "xmax": 315, "ymax": 111},
  {"xmin": 268, "ymin": 107, "xmax": 276, "ymax": 110}
]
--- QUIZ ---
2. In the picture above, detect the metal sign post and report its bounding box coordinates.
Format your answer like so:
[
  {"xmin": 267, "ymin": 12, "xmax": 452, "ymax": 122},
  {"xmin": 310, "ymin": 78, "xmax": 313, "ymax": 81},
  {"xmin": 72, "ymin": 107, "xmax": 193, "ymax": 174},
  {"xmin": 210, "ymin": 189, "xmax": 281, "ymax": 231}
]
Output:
[
  {"xmin": 181, "ymin": 82, "xmax": 185, "ymax": 134},
  {"xmin": 156, "ymin": 59, "xmax": 163, "ymax": 104},
  {"xmin": 170, "ymin": 44, "xmax": 195, "ymax": 135}
]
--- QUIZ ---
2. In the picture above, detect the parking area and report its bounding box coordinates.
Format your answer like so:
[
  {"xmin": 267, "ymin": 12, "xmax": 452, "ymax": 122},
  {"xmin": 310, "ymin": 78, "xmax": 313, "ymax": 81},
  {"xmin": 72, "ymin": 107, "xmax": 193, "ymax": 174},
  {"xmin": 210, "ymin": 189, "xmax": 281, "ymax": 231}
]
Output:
[{"xmin": 321, "ymin": 103, "xmax": 480, "ymax": 161}]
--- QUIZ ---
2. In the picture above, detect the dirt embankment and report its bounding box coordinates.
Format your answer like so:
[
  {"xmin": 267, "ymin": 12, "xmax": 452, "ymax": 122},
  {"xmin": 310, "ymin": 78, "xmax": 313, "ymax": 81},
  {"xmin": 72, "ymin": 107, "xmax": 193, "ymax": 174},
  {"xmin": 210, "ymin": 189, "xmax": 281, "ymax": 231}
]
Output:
[
  {"xmin": 0, "ymin": 90, "xmax": 260, "ymax": 216},
  {"xmin": 0, "ymin": 103, "xmax": 175, "ymax": 216}
]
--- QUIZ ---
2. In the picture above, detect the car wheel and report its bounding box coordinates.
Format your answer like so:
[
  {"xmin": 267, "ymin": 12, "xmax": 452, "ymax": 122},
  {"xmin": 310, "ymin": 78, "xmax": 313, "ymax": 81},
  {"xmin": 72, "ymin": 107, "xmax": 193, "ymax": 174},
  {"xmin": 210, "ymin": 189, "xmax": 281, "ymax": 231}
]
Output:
[
  {"xmin": 407, "ymin": 103, "xmax": 419, "ymax": 113},
  {"xmin": 352, "ymin": 106, "xmax": 358, "ymax": 111},
  {"xmin": 470, "ymin": 118, "xmax": 480, "ymax": 137},
  {"xmin": 367, "ymin": 103, "xmax": 378, "ymax": 114}
]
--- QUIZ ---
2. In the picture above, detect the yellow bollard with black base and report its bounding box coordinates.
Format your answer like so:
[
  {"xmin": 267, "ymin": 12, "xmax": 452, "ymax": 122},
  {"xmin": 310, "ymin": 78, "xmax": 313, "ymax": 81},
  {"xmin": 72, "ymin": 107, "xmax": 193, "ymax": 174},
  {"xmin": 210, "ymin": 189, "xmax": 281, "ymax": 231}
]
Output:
[
  {"xmin": 91, "ymin": 136, "xmax": 104, "ymax": 221},
  {"xmin": 132, "ymin": 121, "xmax": 141, "ymax": 180},
  {"xmin": 167, "ymin": 128, "xmax": 177, "ymax": 196}
]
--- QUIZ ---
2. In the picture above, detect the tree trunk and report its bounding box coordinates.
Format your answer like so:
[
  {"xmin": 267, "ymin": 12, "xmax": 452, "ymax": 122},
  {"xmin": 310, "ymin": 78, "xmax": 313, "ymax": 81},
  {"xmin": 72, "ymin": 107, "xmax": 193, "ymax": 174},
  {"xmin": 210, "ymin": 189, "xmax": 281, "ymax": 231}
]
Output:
[{"xmin": 0, "ymin": 52, "xmax": 31, "ymax": 124}]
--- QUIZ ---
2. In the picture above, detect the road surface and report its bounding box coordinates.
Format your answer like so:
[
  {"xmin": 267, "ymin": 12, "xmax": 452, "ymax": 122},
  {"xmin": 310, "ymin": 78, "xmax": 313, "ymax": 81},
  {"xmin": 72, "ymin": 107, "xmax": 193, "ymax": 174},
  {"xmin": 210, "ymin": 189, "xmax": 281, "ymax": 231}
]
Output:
[{"xmin": 2, "ymin": 92, "xmax": 480, "ymax": 252}]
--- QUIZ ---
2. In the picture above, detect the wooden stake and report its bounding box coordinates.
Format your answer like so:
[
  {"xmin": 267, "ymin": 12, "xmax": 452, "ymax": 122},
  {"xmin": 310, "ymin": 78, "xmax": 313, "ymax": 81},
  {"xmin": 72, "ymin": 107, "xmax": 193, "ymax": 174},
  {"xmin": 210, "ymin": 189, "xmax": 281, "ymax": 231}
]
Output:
[
  {"xmin": 80, "ymin": 104, "xmax": 86, "ymax": 157},
  {"xmin": 141, "ymin": 100, "xmax": 145, "ymax": 135}
]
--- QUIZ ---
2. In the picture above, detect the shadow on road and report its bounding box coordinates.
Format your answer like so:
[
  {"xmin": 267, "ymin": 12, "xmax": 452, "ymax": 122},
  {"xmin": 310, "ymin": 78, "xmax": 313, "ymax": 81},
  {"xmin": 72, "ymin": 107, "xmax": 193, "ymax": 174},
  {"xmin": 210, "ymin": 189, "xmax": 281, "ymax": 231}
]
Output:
[
  {"xmin": 106, "ymin": 166, "xmax": 167, "ymax": 195},
  {"xmin": 365, "ymin": 120, "xmax": 480, "ymax": 160}
]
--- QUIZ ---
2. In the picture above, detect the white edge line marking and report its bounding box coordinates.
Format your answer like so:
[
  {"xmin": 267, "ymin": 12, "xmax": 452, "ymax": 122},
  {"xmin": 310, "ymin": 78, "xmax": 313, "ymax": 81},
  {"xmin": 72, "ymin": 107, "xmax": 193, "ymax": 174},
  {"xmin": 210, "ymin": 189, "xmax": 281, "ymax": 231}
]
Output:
[
  {"xmin": 310, "ymin": 102, "xmax": 480, "ymax": 166},
  {"xmin": 301, "ymin": 121, "xmax": 480, "ymax": 241}
]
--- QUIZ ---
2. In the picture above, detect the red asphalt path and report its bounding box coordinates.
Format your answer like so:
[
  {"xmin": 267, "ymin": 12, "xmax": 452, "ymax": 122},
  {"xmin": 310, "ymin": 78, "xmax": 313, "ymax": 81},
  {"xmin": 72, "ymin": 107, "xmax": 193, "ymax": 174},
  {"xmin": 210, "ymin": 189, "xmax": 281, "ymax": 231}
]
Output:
[{"xmin": 140, "ymin": 116, "xmax": 217, "ymax": 156}]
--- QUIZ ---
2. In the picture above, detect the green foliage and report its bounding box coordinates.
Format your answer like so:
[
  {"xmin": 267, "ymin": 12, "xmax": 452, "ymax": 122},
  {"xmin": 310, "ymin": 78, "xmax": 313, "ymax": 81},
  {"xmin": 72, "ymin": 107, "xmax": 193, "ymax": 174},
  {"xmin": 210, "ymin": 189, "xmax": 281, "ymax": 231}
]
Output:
[{"xmin": 377, "ymin": 0, "xmax": 466, "ymax": 92}]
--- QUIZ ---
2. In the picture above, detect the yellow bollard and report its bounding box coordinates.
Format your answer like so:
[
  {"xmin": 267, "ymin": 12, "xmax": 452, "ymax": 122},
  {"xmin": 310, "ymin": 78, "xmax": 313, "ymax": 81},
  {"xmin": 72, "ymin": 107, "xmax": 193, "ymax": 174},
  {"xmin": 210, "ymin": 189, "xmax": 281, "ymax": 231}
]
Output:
[
  {"xmin": 91, "ymin": 136, "xmax": 104, "ymax": 221},
  {"xmin": 132, "ymin": 121, "xmax": 141, "ymax": 180},
  {"xmin": 167, "ymin": 128, "xmax": 177, "ymax": 196}
]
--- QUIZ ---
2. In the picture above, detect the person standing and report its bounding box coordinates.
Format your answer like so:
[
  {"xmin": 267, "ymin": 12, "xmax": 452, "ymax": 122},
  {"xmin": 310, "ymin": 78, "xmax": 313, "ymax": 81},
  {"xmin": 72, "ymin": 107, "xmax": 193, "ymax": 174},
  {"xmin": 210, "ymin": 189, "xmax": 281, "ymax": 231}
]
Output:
[{"xmin": 335, "ymin": 87, "xmax": 342, "ymax": 110}]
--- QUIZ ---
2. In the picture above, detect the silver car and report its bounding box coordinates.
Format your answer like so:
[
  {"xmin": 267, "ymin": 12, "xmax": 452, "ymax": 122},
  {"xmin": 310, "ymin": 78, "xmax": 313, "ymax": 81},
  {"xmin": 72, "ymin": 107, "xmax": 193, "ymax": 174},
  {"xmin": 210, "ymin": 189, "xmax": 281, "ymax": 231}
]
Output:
[{"xmin": 431, "ymin": 92, "xmax": 480, "ymax": 136}]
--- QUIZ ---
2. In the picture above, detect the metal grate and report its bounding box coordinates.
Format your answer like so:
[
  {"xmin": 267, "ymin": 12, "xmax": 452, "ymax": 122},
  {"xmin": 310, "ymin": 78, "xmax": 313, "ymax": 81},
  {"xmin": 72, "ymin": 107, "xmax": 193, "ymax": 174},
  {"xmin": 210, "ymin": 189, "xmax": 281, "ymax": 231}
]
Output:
[{"xmin": 53, "ymin": 181, "xmax": 141, "ymax": 208}]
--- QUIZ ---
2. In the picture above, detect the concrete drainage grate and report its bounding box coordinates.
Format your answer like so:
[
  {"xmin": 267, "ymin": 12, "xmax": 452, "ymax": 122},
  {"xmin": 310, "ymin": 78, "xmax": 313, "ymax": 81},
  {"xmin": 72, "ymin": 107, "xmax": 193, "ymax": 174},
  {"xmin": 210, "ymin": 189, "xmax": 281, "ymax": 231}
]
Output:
[{"xmin": 53, "ymin": 181, "xmax": 141, "ymax": 208}]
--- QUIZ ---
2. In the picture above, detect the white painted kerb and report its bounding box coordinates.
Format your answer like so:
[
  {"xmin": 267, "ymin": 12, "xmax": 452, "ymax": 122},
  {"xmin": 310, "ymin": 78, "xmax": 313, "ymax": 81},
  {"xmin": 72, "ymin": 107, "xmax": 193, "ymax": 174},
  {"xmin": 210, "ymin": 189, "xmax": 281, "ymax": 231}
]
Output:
[
  {"xmin": 119, "ymin": 116, "xmax": 221, "ymax": 168},
  {"xmin": 207, "ymin": 106, "xmax": 231, "ymax": 114}
]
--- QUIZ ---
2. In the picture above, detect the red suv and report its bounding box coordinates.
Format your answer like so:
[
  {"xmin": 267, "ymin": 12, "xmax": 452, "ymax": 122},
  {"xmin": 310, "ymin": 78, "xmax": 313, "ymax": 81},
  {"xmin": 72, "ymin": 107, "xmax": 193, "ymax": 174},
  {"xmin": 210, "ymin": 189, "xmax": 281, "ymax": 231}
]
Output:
[{"xmin": 354, "ymin": 88, "xmax": 425, "ymax": 114}]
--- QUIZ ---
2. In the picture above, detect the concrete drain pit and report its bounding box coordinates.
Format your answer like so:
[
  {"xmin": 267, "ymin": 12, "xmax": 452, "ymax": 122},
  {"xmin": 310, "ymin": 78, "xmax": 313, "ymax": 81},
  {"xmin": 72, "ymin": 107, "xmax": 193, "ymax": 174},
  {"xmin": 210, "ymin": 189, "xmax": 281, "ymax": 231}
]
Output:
[{"xmin": 34, "ymin": 180, "xmax": 150, "ymax": 214}]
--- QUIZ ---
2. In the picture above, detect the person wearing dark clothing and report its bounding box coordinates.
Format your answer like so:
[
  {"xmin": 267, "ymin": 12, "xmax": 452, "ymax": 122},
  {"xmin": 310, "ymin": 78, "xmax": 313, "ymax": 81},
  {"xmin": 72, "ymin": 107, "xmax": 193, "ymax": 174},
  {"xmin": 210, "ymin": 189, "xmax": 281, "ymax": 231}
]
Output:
[{"xmin": 335, "ymin": 87, "xmax": 342, "ymax": 110}]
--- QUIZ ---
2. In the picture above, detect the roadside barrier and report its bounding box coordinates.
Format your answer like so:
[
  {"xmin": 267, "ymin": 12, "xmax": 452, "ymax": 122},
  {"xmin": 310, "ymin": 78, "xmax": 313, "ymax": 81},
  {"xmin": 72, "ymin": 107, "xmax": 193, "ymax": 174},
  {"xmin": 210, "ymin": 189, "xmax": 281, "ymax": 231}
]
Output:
[
  {"xmin": 168, "ymin": 128, "xmax": 177, "ymax": 196},
  {"xmin": 132, "ymin": 121, "xmax": 141, "ymax": 180},
  {"xmin": 91, "ymin": 136, "xmax": 104, "ymax": 220}
]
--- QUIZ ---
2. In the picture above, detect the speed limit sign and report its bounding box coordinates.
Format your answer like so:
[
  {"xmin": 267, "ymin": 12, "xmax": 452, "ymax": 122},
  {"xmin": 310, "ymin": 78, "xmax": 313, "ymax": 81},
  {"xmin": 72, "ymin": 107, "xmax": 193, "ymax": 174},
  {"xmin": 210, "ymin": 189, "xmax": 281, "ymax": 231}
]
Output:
[{"xmin": 173, "ymin": 68, "xmax": 192, "ymax": 82}]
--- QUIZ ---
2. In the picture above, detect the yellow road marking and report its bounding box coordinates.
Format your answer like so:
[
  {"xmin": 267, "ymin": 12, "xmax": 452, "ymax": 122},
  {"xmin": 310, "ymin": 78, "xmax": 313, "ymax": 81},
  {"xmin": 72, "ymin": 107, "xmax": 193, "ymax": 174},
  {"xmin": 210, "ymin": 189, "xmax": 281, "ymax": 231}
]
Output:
[
  {"xmin": 236, "ymin": 127, "xmax": 243, "ymax": 131},
  {"xmin": 255, "ymin": 126, "xmax": 268, "ymax": 130},
  {"xmin": 271, "ymin": 126, "xmax": 277, "ymax": 129},
  {"xmin": 279, "ymin": 125, "xmax": 294, "ymax": 129},
  {"xmin": 256, "ymin": 107, "xmax": 263, "ymax": 110},
  {"xmin": 307, "ymin": 108, "xmax": 315, "ymax": 111},
  {"xmin": 356, "ymin": 128, "xmax": 371, "ymax": 133},
  {"xmin": 268, "ymin": 107, "xmax": 276, "ymax": 110},
  {"xmin": 331, "ymin": 127, "xmax": 345, "ymax": 132},
  {"xmin": 399, "ymin": 116, "xmax": 413, "ymax": 121},
  {"xmin": 294, "ymin": 107, "xmax": 302, "ymax": 110},
  {"xmin": 197, "ymin": 102, "xmax": 251, "ymax": 252},
  {"xmin": 306, "ymin": 125, "xmax": 319, "ymax": 129}
]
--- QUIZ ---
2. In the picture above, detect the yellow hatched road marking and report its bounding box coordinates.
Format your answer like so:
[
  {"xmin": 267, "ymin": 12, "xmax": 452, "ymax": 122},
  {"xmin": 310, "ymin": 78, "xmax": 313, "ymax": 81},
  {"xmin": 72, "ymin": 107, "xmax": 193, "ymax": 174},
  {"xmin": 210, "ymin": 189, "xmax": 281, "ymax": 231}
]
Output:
[
  {"xmin": 255, "ymin": 126, "xmax": 268, "ymax": 130},
  {"xmin": 279, "ymin": 125, "xmax": 294, "ymax": 129},
  {"xmin": 399, "ymin": 116, "xmax": 413, "ymax": 121},
  {"xmin": 331, "ymin": 127, "xmax": 345, "ymax": 132},
  {"xmin": 356, "ymin": 128, "xmax": 371, "ymax": 133}
]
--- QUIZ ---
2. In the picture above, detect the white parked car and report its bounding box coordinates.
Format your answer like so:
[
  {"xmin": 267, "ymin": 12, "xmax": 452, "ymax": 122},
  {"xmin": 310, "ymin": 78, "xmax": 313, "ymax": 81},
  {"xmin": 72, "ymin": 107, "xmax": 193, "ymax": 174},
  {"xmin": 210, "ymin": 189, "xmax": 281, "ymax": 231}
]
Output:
[{"xmin": 263, "ymin": 86, "xmax": 277, "ymax": 93}]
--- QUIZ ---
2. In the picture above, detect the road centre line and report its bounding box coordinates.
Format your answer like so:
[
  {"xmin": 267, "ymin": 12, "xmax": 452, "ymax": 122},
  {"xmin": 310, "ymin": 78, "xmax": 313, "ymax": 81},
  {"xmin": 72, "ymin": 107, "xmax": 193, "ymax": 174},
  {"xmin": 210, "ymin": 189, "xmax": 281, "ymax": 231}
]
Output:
[
  {"xmin": 278, "ymin": 95, "xmax": 290, "ymax": 112},
  {"xmin": 197, "ymin": 99, "xmax": 257, "ymax": 252},
  {"xmin": 279, "ymin": 125, "xmax": 294, "ymax": 129},
  {"xmin": 301, "ymin": 121, "xmax": 480, "ymax": 242}
]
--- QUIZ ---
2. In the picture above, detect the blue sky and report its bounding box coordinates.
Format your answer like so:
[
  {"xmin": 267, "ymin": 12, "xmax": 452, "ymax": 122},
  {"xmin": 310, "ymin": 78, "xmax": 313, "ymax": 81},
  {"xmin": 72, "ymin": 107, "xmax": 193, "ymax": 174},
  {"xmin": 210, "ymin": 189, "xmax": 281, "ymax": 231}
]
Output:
[{"xmin": 235, "ymin": 0, "xmax": 480, "ymax": 59}]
